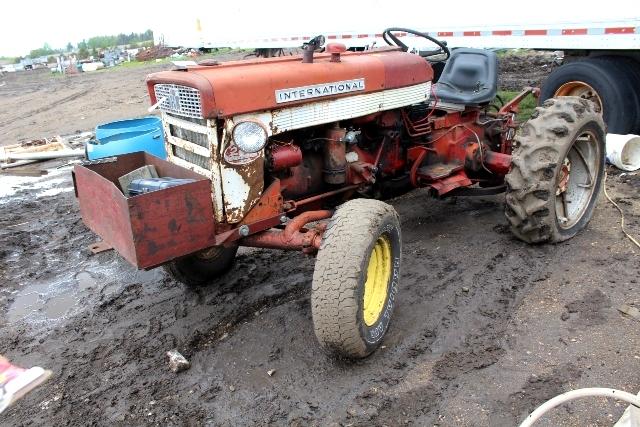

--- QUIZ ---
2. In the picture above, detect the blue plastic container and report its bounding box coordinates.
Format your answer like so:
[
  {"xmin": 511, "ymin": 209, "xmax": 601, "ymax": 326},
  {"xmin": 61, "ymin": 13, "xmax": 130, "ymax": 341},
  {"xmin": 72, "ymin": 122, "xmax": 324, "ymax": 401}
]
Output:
[
  {"xmin": 95, "ymin": 116, "xmax": 162, "ymax": 141},
  {"xmin": 86, "ymin": 129, "xmax": 167, "ymax": 160}
]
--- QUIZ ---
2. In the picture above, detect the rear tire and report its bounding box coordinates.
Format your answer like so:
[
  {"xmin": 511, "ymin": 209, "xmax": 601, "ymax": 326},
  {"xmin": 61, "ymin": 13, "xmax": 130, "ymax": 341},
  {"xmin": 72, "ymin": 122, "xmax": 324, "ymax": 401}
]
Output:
[
  {"xmin": 505, "ymin": 97, "xmax": 605, "ymax": 243},
  {"xmin": 163, "ymin": 245, "xmax": 238, "ymax": 286},
  {"xmin": 311, "ymin": 199, "xmax": 402, "ymax": 359},
  {"xmin": 540, "ymin": 57, "xmax": 638, "ymax": 134}
]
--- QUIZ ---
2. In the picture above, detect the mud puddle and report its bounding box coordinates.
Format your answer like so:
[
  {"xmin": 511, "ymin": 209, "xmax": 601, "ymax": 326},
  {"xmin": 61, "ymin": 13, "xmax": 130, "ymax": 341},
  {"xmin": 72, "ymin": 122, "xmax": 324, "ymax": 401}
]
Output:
[
  {"xmin": 0, "ymin": 165, "xmax": 75, "ymax": 201},
  {"xmin": 7, "ymin": 270, "xmax": 98, "ymax": 324}
]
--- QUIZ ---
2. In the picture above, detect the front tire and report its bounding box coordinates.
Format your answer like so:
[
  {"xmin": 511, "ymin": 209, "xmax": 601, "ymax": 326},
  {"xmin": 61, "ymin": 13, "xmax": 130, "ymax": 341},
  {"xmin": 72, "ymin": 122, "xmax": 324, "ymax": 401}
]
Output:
[
  {"xmin": 163, "ymin": 245, "xmax": 238, "ymax": 286},
  {"xmin": 311, "ymin": 199, "xmax": 402, "ymax": 359},
  {"xmin": 505, "ymin": 96, "xmax": 605, "ymax": 243}
]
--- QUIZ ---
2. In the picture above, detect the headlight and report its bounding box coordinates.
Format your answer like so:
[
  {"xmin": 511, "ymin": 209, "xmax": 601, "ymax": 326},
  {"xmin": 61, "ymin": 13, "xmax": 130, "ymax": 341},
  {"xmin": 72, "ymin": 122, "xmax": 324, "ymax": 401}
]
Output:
[{"xmin": 232, "ymin": 121, "xmax": 267, "ymax": 153}]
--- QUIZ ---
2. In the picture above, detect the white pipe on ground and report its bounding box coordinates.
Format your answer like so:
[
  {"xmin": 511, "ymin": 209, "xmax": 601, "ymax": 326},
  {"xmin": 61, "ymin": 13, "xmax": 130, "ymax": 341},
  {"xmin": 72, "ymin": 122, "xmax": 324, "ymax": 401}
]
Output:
[
  {"xmin": 519, "ymin": 388, "xmax": 640, "ymax": 427},
  {"xmin": 0, "ymin": 159, "xmax": 39, "ymax": 169},
  {"xmin": 607, "ymin": 134, "xmax": 640, "ymax": 171},
  {"xmin": 1, "ymin": 150, "xmax": 84, "ymax": 162}
]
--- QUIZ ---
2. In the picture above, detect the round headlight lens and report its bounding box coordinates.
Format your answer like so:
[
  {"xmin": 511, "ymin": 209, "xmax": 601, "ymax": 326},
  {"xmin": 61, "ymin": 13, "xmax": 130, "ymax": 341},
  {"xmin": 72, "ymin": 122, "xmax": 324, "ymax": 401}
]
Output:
[{"xmin": 232, "ymin": 121, "xmax": 267, "ymax": 153}]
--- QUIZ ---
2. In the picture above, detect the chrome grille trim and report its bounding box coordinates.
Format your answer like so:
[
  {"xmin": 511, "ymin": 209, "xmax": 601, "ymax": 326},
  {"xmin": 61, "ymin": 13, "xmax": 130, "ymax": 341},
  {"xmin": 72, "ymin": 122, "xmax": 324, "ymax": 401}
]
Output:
[
  {"xmin": 271, "ymin": 82, "xmax": 431, "ymax": 133},
  {"xmin": 173, "ymin": 146, "xmax": 210, "ymax": 169},
  {"xmin": 162, "ymin": 113, "xmax": 212, "ymax": 169},
  {"xmin": 170, "ymin": 124, "xmax": 209, "ymax": 149},
  {"xmin": 154, "ymin": 84, "xmax": 203, "ymax": 119}
]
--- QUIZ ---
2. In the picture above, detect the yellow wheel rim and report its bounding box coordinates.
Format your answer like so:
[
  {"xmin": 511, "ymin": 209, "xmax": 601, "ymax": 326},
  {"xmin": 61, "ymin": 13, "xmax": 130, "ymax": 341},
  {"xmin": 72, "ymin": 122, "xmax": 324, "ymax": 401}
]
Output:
[
  {"xmin": 363, "ymin": 235, "xmax": 392, "ymax": 326},
  {"xmin": 554, "ymin": 81, "xmax": 603, "ymax": 113}
]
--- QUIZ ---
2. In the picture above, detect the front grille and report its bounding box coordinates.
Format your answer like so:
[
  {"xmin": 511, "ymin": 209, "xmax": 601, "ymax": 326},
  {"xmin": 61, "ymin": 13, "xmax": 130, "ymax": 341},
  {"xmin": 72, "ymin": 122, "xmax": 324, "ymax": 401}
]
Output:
[
  {"xmin": 163, "ymin": 113, "xmax": 212, "ymax": 170},
  {"xmin": 170, "ymin": 114, "xmax": 207, "ymax": 126},
  {"xmin": 154, "ymin": 84, "xmax": 203, "ymax": 119},
  {"xmin": 170, "ymin": 124, "xmax": 209, "ymax": 149},
  {"xmin": 173, "ymin": 146, "xmax": 210, "ymax": 169}
]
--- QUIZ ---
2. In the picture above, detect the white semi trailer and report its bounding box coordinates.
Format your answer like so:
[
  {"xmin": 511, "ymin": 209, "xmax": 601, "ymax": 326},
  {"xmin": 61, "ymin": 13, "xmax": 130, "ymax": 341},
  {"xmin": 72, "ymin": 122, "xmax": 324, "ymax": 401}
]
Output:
[{"xmin": 152, "ymin": 0, "xmax": 640, "ymax": 133}]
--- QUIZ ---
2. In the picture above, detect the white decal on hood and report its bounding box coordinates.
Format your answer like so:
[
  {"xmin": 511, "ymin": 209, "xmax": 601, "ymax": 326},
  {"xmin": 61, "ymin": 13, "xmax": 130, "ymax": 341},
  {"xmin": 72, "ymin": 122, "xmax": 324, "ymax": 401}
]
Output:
[{"xmin": 275, "ymin": 78, "xmax": 365, "ymax": 103}]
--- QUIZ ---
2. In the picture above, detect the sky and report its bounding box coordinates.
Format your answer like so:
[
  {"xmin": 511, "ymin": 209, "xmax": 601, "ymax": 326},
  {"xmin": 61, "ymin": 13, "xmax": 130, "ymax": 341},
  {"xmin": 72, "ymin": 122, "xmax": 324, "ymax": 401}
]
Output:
[
  {"xmin": 0, "ymin": 1, "xmax": 157, "ymax": 56},
  {"xmin": 0, "ymin": 0, "xmax": 636, "ymax": 57}
]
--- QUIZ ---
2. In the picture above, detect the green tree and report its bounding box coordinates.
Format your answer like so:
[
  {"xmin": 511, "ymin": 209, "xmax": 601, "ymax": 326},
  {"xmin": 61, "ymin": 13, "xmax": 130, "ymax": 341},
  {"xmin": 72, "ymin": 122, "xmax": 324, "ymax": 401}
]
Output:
[
  {"xmin": 66, "ymin": 42, "xmax": 73, "ymax": 52},
  {"xmin": 29, "ymin": 43, "xmax": 55, "ymax": 58},
  {"xmin": 77, "ymin": 47, "xmax": 89, "ymax": 60},
  {"xmin": 81, "ymin": 30, "xmax": 154, "ymax": 51}
]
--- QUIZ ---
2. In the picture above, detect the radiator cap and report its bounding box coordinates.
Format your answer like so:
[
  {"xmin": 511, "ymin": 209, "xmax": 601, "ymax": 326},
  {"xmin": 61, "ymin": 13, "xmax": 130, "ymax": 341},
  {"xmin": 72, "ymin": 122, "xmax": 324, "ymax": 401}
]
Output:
[{"xmin": 327, "ymin": 43, "xmax": 347, "ymax": 62}]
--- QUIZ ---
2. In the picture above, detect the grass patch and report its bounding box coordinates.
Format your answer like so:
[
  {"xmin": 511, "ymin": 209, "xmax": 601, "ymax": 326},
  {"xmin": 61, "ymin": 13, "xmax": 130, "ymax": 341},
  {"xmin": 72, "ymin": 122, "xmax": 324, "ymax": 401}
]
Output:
[
  {"xmin": 494, "ymin": 48, "xmax": 536, "ymax": 58},
  {"xmin": 496, "ymin": 90, "xmax": 538, "ymax": 122},
  {"xmin": 115, "ymin": 59, "xmax": 155, "ymax": 68}
]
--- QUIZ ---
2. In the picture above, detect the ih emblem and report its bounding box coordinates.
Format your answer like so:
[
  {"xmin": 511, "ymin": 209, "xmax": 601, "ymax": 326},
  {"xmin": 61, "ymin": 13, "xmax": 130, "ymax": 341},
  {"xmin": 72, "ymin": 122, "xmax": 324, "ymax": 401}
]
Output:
[
  {"xmin": 167, "ymin": 87, "xmax": 181, "ymax": 111},
  {"xmin": 275, "ymin": 79, "xmax": 365, "ymax": 104}
]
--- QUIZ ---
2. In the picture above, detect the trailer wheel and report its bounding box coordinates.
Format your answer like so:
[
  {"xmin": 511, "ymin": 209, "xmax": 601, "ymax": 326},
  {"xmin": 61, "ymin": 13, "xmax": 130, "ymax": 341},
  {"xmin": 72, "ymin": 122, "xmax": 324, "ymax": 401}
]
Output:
[
  {"xmin": 163, "ymin": 245, "xmax": 238, "ymax": 286},
  {"xmin": 540, "ymin": 57, "xmax": 638, "ymax": 134},
  {"xmin": 311, "ymin": 199, "xmax": 402, "ymax": 359},
  {"xmin": 588, "ymin": 56, "xmax": 640, "ymax": 132},
  {"xmin": 505, "ymin": 96, "xmax": 605, "ymax": 243}
]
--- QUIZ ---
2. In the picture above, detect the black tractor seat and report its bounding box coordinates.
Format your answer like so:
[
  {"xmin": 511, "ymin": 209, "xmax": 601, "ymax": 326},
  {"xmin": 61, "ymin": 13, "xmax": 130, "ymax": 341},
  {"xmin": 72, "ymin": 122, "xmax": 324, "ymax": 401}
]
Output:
[{"xmin": 433, "ymin": 48, "xmax": 498, "ymax": 106}]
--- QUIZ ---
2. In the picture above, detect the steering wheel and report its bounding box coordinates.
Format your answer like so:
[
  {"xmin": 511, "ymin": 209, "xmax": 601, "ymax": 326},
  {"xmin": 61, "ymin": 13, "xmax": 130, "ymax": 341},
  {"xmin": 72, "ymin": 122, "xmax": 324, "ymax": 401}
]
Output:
[{"xmin": 383, "ymin": 27, "xmax": 450, "ymax": 60}]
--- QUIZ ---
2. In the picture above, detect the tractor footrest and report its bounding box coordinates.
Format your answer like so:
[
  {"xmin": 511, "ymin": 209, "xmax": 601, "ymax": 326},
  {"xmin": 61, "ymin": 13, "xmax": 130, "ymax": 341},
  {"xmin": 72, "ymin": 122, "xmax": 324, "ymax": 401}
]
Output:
[
  {"xmin": 416, "ymin": 162, "xmax": 463, "ymax": 180},
  {"xmin": 429, "ymin": 172, "xmax": 473, "ymax": 196}
]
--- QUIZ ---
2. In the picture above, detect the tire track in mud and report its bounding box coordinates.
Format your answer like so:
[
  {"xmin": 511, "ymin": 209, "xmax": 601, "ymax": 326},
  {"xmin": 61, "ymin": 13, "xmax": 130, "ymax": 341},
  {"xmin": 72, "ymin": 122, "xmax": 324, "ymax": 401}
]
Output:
[
  {"xmin": 0, "ymin": 88, "xmax": 91, "ymax": 128},
  {"xmin": 184, "ymin": 249, "xmax": 314, "ymax": 345},
  {"xmin": 431, "ymin": 246, "xmax": 552, "ymax": 379},
  {"xmin": 188, "ymin": 285, "xmax": 308, "ymax": 352}
]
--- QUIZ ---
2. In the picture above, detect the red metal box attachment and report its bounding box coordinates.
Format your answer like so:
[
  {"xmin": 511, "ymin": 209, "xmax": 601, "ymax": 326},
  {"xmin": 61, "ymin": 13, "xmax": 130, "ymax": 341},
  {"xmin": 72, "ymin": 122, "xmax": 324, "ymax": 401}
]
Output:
[{"xmin": 73, "ymin": 152, "xmax": 216, "ymax": 269}]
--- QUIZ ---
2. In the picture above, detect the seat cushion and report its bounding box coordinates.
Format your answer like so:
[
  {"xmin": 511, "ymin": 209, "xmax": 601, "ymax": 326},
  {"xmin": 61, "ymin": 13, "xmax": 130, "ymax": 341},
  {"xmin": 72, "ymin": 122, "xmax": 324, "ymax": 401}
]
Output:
[{"xmin": 434, "ymin": 48, "xmax": 498, "ymax": 105}]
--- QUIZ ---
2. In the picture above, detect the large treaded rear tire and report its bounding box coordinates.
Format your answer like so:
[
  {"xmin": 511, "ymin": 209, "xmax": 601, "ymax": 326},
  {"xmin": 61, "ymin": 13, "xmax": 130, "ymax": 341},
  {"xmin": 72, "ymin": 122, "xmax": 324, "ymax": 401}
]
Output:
[
  {"xmin": 311, "ymin": 199, "xmax": 402, "ymax": 359},
  {"xmin": 163, "ymin": 245, "xmax": 238, "ymax": 286},
  {"xmin": 505, "ymin": 96, "xmax": 605, "ymax": 243}
]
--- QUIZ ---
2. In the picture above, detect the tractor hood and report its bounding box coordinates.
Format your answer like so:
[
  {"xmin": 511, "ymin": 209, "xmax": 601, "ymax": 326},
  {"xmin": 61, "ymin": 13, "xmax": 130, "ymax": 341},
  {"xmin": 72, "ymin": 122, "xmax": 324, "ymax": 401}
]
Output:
[{"xmin": 146, "ymin": 47, "xmax": 433, "ymax": 119}]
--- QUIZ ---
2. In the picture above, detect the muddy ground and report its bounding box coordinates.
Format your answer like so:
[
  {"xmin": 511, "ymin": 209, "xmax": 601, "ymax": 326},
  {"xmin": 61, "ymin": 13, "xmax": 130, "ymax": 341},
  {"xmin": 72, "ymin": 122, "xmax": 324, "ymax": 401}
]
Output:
[
  {"xmin": 498, "ymin": 52, "xmax": 559, "ymax": 91},
  {"xmin": 1, "ymin": 53, "xmax": 639, "ymax": 426}
]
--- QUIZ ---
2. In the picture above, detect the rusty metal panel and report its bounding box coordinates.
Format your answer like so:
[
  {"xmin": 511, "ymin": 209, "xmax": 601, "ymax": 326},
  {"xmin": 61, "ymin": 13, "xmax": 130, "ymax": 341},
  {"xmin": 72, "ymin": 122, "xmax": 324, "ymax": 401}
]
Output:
[
  {"xmin": 146, "ymin": 48, "xmax": 432, "ymax": 118},
  {"xmin": 74, "ymin": 152, "xmax": 217, "ymax": 269},
  {"xmin": 240, "ymin": 180, "xmax": 283, "ymax": 225},
  {"xmin": 219, "ymin": 123, "xmax": 265, "ymax": 224},
  {"xmin": 75, "ymin": 164, "xmax": 138, "ymax": 265}
]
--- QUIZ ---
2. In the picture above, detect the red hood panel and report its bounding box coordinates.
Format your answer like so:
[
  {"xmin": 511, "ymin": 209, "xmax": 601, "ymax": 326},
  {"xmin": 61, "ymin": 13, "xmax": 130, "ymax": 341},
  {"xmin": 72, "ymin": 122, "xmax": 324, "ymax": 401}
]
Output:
[{"xmin": 146, "ymin": 48, "xmax": 433, "ymax": 118}]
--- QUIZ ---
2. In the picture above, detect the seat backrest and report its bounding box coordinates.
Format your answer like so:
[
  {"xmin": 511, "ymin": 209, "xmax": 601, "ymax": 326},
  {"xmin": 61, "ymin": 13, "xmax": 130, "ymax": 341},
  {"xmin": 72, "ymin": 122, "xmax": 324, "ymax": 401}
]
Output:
[{"xmin": 436, "ymin": 48, "xmax": 498, "ymax": 104}]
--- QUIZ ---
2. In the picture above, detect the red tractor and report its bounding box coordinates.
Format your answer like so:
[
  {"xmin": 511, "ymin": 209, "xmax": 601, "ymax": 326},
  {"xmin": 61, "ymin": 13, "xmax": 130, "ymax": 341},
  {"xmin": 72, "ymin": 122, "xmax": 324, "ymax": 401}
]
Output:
[{"xmin": 74, "ymin": 28, "xmax": 605, "ymax": 358}]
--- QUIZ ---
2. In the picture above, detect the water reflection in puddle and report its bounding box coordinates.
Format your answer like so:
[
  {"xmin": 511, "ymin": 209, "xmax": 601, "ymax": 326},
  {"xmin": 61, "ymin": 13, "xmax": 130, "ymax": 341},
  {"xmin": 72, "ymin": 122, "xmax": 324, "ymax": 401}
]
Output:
[
  {"xmin": 7, "ymin": 265, "xmax": 164, "ymax": 326},
  {"xmin": 8, "ymin": 270, "xmax": 101, "ymax": 324},
  {"xmin": 8, "ymin": 291, "xmax": 43, "ymax": 321},
  {"xmin": 44, "ymin": 293, "xmax": 77, "ymax": 319},
  {"xmin": 75, "ymin": 271, "xmax": 97, "ymax": 290}
]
